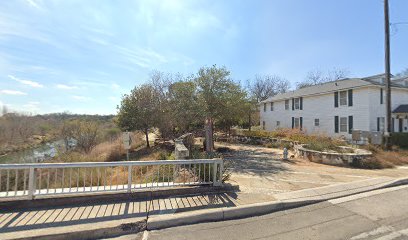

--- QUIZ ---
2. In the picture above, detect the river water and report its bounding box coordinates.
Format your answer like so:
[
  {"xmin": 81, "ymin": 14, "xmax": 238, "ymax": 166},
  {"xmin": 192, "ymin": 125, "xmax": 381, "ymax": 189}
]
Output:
[{"xmin": 0, "ymin": 140, "xmax": 72, "ymax": 164}]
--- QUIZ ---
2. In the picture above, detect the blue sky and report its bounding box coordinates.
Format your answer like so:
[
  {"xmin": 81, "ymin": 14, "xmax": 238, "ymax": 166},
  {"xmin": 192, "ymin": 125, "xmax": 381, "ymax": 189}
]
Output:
[{"xmin": 0, "ymin": 0, "xmax": 407, "ymax": 115}]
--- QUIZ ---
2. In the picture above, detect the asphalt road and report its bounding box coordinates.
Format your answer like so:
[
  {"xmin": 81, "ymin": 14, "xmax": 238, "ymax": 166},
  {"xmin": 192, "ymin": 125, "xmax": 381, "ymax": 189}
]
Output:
[{"xmin": 144, "ymin": 185, "xmax": 408, "ymax": 240}]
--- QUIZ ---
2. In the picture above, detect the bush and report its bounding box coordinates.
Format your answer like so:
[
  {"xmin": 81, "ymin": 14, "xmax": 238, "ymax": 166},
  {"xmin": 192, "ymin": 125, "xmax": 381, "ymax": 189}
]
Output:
[
  {"xmin": 350, "ymin": 157, "xmax": 394, "ymax": 169},
  {"xmin": 390, "ymin": 133, "xmax": 408, "ymax": 149}
]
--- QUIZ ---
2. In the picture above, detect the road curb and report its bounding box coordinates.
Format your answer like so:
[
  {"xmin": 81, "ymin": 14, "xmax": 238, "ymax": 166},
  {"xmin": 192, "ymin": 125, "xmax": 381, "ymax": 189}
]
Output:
[{"xmin": 147, "ymin": 177, "xmax": 408, "ymax": 230}]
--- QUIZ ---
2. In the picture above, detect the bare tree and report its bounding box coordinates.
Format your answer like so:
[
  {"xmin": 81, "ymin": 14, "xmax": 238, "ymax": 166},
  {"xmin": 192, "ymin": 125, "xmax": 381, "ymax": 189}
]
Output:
[
  {"xmin": 249, "ymin": 75, "xmax": 291, "ymax": 102},
  {"xmin": 297, "ymin": 68, "xmax": 350, "ymax": 89}
]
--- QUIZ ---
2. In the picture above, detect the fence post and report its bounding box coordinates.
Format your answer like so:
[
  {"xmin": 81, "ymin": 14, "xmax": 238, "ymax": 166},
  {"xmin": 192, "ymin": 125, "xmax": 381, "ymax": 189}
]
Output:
[
  {"xmin": 219, "ymin": 159, "xmax": 224, "ymax": 185},
  {"xmin": 212, "ymin": 159, "xmax": 221, "ymax": 186},
  {"xmin": 127, "ymin": 165, "xmax": 132, "ymax": 193},
  {"xmin": 28, "ymin": 167, "xmax": 35, "ymax": 199}
]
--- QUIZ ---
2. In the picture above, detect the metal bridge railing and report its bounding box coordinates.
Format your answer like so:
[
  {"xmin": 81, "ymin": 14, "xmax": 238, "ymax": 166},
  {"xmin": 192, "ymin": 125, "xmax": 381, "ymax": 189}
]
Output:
[{"xmin": 0, "ymin": 158, "xmax": 224, "ymax": 200}]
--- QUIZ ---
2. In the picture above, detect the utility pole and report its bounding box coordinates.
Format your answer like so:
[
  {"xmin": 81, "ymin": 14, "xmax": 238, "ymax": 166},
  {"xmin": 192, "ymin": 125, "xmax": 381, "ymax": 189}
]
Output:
[{"xmin": 384, "ymin": 0, "xmax": 392, "ymax": 149}]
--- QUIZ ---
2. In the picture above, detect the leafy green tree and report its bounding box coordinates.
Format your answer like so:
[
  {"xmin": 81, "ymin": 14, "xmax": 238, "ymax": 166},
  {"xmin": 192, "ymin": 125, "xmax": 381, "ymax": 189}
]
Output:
[
  {"xmin": 169, "ymin": 80, "xmax": 201, "ymax": 133},
  {"xmin": 116, "ymin": 84, "xmax": 159, "ymax": 148},
  {"xmin": 195, "ymin": 65, "xmax": 246, "ymax": 151},
  {"xmin": 216, "ymin": 82, "xmax": 248, "ymax": 135}
]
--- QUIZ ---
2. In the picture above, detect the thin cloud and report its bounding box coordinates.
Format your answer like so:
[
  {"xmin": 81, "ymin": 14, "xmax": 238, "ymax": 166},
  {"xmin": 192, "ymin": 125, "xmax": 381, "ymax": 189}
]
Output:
[
  {"xmin": 72, "ymin": 95, "xmax": 90, "ymax": 101},
  {"xmin": 23, "ymin": 101, "xmax": 40, "ymax": 111},
  {"xmin": 111, "ymin": 83, "xmax": 120, "ymax": 90},
  {"xmin": 8, "ymin": 75, "xmax": 44, "ymax": 88},
  {"xmin": 25, "ymin": 0, "xmax": 42, "ymax": 10},
  {"xmin": 108, "ymin": 96, "xmax": 119, "ymax": 102},
  {"xmin": 0, "ymin": 90, "xmax": 27, "ymax": 95},
  {"xmin": 56, "ymin": 84, "xmax": 78, "ymax": 90}
]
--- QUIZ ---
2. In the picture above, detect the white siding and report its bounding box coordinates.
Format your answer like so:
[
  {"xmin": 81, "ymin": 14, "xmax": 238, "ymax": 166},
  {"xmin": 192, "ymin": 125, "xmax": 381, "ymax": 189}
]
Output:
[
  {"xmin": 368, "ymin": 87, "xmax": 408, "ymax": 132},
  {"xmin": 260, "ymin": 86, "xmax": 408, "ymax": 139}
]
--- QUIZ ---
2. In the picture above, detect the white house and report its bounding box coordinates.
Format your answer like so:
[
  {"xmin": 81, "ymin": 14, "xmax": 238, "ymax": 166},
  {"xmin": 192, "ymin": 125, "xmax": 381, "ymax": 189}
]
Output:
[{"xmin": 260, "ymin": 74, "xmax": 408, "ymax": 139}]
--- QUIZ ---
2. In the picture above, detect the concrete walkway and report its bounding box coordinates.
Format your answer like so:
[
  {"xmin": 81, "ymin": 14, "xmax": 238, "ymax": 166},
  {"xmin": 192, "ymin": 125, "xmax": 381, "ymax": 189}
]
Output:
[{"xmin": 218, "ymin": 142, "xmax": 408, "ymax": 200}]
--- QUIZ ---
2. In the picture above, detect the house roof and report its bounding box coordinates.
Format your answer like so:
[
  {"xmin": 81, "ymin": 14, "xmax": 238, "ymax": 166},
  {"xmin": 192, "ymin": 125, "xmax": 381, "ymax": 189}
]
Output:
[
  {"xmin": 393, "ymin": 105, "xmax": 408, "ymax": 113},
  {"xmin": 261, "ymin": 74, "xmax": 408, "ymax": 103}
]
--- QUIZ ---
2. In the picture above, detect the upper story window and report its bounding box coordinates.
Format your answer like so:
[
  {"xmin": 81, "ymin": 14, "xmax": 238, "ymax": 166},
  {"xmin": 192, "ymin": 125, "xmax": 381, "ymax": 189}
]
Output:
[
  {"xmin": 263, "ymin": 103, "xmax": 266, "ymax": 112},
  {"xmin": 285, "ymin": 100, "xmax": 289, "ymax": 110},
  {"xmin": 270, "ymin": 102, "xmax": 274, "ymax": 111},
  {"xmin": 339, "ymin": 91, "xmax": 347, "ymax": 106},
  {"xmin": 314, "ymin": 119, "xmax": 319, "ymax": 127},
  {"xmin": 294, "ymin": 98, "xmax": 300, "ymax": 110},
  {"xmin": 380, "ymin": 88, "xmax": 384, "ymax": 104},
  {"xmin": 335, "ymin": 90, "xmax": 353, "ymax": 107}
]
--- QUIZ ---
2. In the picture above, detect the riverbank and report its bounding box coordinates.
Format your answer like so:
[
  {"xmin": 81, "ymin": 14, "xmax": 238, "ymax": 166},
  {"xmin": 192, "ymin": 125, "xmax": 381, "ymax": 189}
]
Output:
[{"xmin": 0, "ymin": 134, "xmax": 56, "ymax": 157}]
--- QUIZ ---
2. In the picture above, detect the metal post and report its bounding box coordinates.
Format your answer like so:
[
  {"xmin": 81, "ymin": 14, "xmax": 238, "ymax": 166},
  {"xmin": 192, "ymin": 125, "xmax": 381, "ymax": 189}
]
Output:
[
  {"xmin": 212, "ymin": 162, "xmax": 217, "ymax": 186},
  {"xmin": 127, "ymin": 165, "xmax": 132, "ymax": 193},
  {"xmin": 28, "ymin": 167, "xmax": 35, "ymax": 199},
  {"xmin": 384, "ymin": 0, "xmax": 392, "ymax": 149}
]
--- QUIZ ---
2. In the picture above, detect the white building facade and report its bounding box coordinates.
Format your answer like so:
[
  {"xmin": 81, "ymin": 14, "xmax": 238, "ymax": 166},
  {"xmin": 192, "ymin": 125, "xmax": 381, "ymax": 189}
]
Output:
[{"xmin": 260, "ymin": 74, "xmax": 408, "ymax": 139}]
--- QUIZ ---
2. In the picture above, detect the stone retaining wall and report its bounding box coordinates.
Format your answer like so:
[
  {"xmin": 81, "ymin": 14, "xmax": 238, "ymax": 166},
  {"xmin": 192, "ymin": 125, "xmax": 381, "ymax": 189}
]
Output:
[
  {"xmin": 294, "ymin": 145, "xmax": 372, "ymax": 166},
  {"xmin": 215, "ymin": 135, "xmax": 294, "ymax": 147},
  {"xmin": 174, "ymin": 133, "xmax": 194, "ymax": 159}
]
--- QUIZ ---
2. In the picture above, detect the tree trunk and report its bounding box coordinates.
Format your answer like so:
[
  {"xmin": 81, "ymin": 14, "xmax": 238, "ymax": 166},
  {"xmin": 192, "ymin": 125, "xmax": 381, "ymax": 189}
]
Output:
[
  {"xmin": 145, "ymin": 129, "xmax": 150, "ymax": 148},
  {"xmin": 204, "ymin": 117, "xmax": 213, "ymax": 153},
  {"xmin": 248, "ymin": 112, "xmax": 252, "ymax": 131}
]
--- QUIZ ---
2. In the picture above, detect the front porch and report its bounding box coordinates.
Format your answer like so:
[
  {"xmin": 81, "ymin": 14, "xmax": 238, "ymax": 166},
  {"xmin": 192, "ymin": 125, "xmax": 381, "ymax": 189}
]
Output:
[{"xmin": 393, "ymin": 104, "xmax": 408, "ymax": 133}]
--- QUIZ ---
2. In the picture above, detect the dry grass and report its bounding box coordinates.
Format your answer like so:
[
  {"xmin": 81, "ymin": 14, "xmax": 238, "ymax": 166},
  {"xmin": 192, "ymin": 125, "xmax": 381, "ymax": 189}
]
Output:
[
  {"xmin": 240, "ymin": 128, "xmax": 346, "ymax": 152},
  {"xmin": 353, "ymin": 145, "xmax": 408, "ymax": 169}
]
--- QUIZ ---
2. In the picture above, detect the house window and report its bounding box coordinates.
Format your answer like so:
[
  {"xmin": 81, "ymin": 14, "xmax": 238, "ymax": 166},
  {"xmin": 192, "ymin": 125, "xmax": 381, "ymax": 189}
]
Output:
[
  {"xmin": 294, "ymin": 98, "xmax": 300, "ymax": 110},
  {"xmin": 285, "ymin": 100, "xmax": 289, "ymax": 110},
  {"xmin": 262, "ymin": 121, "xmax": 265, "ymax": 130},
  {"xmin": 379, "ymin": 117, "xmax": 385, "ymax": 131},
  {"xmin": 263, "ymin": 103, "xmax": 266, "ymax": 112},
  {"xmin": 276, "ymin": 121, "xmax": 280, "ymax": 127},
  {"xmin": 294, "ymin": 118, "xmax": 300, "ymax": 128},
  {"xmin": 339, "ymin": 91, "xmax": 347, "ymax": 106},
  {"xmin": 340, "ymin": 117, "xmax": 348, "ymax": 132},
  {"xmin": 314, "ymin": 119, "xmax": 319, "ymax": 127},
  {"xmin": 270, "ymin": 102, "xmax": 274, "ymax": 111}
]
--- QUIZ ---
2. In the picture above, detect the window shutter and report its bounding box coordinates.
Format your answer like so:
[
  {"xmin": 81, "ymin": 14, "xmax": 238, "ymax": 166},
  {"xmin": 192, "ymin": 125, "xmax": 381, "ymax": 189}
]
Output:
[
  {"xmin": 348, "ymin": 116, "xmax": 353, "ymax": 134},
  {"xmin": 334, "ymin": 92, "xmax": 339, "ymax": 108},
  {"xmin": 377, "ymin": 117, "xmax": 380, "ymax": 131},
  {"xmin": 334, "ymin": 116, "xmax": 339, "ymax": 133},
  {"xmin": 270, "ymin": 102, "xmax": 273, "ymax": 111},
  {"xmin": 380, "ymin": 89, "xmax": 383, "ymax": 104},
  {"xmin": 292, "ymin": 117, "xmax": 294, "ymax": 129},
  {"xmin": 348, "ymin": 89, "xmax": 353, "ymax": 107},
  {"xmin": 300, "ymin": 97, "xmax": 303, "ymax": 110},
  {"xmin": 300, "ymin": 117, "xmax": 303, "ymax": 130},
  {"xmin": 292, "ymin": 98, "xmax": 294, "ymax": 110}
]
